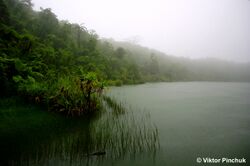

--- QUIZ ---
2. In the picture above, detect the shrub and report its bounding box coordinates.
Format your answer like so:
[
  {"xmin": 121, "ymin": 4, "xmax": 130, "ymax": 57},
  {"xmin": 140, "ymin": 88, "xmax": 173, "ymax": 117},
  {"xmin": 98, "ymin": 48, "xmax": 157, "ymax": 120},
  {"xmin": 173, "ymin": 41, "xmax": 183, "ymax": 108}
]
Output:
[{"xmin": 48, "ymin": 73, "xmax": 104, "ymax": 116}]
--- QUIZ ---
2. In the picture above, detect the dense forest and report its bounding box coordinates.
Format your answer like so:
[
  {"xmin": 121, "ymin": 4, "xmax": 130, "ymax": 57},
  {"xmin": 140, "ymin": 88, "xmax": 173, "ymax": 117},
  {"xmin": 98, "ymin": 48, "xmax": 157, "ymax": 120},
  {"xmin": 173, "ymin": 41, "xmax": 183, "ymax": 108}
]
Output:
[{"xmin": 1, "ymin": 0, "xmax": 250, "ymax": 115}]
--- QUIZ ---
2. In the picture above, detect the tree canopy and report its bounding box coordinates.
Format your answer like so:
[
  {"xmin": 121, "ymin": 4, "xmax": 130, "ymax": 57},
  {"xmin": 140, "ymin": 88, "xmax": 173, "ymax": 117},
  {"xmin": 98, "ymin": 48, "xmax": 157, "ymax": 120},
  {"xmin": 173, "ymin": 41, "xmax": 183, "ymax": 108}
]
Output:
[{"xmin": 1, "ymin": 0, "xmax": 249, "ymax": 114}]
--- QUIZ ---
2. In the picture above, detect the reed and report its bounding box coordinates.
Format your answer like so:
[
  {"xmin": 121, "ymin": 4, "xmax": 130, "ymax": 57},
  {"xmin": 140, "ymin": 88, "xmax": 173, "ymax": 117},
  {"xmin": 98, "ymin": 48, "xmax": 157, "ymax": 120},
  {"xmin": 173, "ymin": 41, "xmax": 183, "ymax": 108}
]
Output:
[
  {"xmin": 0, "ymin": 96, "xmax": 160, "ymax": 166},
  {"xmin": 102, "ymin": 95, "xmax": 125, "ymax": 114}
]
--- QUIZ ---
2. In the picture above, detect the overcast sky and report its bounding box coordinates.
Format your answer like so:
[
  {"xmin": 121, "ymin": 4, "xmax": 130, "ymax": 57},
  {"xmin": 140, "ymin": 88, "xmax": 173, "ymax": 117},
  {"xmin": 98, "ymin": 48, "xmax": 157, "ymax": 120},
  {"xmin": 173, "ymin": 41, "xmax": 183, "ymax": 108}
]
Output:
[{"xmin": 32, "ymin": 0, "xmax": 250, "ymax": 62}]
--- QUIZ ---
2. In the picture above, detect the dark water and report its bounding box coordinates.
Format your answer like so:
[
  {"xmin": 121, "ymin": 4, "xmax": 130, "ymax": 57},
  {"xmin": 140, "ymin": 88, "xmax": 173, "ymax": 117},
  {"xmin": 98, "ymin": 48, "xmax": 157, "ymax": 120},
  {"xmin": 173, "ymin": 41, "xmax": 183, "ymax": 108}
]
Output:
[
  {"xmin": 0, "ymin": 97, "xmax": 159, "ymax": 166},
  {"xmin": 1, "ymin": 82, "xmax": 250, "ymax": 165}
]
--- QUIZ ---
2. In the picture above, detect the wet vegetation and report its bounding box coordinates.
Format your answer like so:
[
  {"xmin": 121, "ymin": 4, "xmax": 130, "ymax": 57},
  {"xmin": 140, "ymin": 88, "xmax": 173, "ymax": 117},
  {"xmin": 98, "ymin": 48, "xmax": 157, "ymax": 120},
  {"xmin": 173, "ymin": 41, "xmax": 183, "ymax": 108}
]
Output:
[
  {"xmin": 0, "ymin": 1, "xmax": 161, "ymax": 164},
  {"xmin": 0, "ymin": 97, "xmax": 160, "ymax": 166},
  {"xmin": 48, "ymin": 73, "xmax": 104, "ymax": 116},
  {"xmin": 1, "ymin": 0, "xmax": 250, "ymax": 116},
  {"xmin": 0, "ymin": 1, "xmax": 249, "ymax": 165},
  {"xmin": 102, "ymin": 95, "xmax": 126, "ymax": 114}
]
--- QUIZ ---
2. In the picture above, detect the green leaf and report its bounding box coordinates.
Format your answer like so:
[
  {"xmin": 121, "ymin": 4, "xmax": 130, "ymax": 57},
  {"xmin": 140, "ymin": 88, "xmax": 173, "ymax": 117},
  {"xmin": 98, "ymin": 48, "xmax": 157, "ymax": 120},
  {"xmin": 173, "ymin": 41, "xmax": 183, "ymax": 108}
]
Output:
[{"xmin": 13, "ymin": 75, "xmax": 23, "ymax": 83}]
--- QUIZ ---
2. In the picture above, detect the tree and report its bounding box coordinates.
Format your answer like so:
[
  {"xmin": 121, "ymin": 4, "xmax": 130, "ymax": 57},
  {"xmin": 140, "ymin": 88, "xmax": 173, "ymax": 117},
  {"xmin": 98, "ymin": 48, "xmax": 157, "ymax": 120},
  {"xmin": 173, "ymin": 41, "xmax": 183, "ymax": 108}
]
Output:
[
  {"xmin": 149, "ymin": 53, "xmax": 159, "ymax": 75},
  {"xmin": 115, "ymin": 47, "xmax": 126, "ymax": 59},
  {"xmin": 0, "ymin": 0, "xmax": 10, "ymax": 25},
  {"xmin": 35, "ymin": 8, "xmax": 58, "ymax": 39}
]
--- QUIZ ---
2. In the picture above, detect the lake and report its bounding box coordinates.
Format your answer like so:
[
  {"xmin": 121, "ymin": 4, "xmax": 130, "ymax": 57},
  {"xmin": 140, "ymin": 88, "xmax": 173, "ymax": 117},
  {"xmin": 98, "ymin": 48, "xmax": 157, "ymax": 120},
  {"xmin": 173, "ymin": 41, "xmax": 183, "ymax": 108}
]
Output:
[
  {"xmin": 1, "ymin": 82, "xmax": 250, "ymax": 165},
  {"xmin": 108, "ymin": 82, "xmax": 250, "ymax": 165}
]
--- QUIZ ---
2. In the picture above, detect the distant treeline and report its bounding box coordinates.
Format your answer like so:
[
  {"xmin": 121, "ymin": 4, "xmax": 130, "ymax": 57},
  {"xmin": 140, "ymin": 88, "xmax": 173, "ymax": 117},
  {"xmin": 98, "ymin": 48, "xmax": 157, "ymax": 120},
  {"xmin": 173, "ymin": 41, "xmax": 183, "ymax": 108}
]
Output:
[
  {"xmin": 108, "ymin": 39, "xmax": 250, "ymax": 82},
  {"xmin": 1, "ymin": 0, "xmax": 250, "ymax": 101}
]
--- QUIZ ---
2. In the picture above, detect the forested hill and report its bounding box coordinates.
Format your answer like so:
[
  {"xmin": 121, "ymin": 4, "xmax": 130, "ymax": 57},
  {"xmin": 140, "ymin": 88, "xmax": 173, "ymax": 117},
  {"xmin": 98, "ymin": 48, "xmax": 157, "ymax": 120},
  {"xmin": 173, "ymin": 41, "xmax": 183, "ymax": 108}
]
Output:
[
  {"xmin": 107, "ymin": 39, "xmax": 250, "ymax": 82},
  {"xmin": 1, "ymin": 0, "xmax": 250, "ymax": 99}
]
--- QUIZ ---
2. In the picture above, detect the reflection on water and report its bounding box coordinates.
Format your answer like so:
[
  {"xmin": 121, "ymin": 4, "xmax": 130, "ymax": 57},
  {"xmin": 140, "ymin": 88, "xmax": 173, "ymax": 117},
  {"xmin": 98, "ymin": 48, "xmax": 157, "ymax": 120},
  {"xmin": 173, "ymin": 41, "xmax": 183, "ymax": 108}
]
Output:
[{"xmin": 0, "ymin": 99, "xmax": 159, "ymax": 166}]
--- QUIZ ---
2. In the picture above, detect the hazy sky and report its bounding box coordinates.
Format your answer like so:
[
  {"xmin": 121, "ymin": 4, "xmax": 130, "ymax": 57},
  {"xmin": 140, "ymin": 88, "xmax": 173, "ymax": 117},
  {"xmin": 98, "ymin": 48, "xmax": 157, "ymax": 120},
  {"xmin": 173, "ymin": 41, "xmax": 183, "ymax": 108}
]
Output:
[{"xmin": 32, "ymin": 0, "xmax": 250, "ymax": 62}]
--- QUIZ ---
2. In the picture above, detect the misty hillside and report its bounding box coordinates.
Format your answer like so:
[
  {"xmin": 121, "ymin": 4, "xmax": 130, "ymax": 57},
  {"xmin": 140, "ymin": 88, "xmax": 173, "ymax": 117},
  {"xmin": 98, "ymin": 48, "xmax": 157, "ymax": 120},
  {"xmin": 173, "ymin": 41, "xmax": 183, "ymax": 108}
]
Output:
[
  {"xmin": 1, "ymin": 0, "xmax": 250, "ymax": 99},
  {"xmin": 106, "ymin": 39, "xmax": 250, "ymax": 82}
]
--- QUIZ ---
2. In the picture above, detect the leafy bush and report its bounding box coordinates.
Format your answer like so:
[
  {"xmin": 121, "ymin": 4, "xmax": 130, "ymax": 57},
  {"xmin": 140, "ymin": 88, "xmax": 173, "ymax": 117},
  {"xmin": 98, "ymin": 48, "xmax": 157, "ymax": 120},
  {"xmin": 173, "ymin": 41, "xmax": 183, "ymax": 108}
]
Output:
[{"xmin": 48, "ymin": 73, "xmax": 104, "ymax": 116}]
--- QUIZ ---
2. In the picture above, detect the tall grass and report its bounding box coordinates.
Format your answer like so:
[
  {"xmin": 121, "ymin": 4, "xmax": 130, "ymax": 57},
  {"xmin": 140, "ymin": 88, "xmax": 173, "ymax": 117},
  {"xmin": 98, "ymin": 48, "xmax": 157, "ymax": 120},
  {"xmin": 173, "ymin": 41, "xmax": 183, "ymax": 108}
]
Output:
[
  {"xmin": 102, "ymin": 95, "xmax": 125, "ymax": 114},
  {"xmin": 48, "ymin": 76, "xmax": 103, "ymax": 116},
  {"xmin": 2, "ymin": 98, "xmax": 160, "ymax": 166}
]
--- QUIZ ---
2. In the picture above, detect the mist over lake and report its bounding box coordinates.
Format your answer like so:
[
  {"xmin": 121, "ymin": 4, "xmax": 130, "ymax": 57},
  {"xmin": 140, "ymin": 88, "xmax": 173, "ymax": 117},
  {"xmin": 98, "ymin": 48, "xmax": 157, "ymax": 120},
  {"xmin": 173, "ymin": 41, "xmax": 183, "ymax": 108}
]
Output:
[
  {"xmin": 1, "ymin": 82, "xmax": 249, "ymax": 165},
  {"xmin": 1, "ymin": 0, "xmax": 250, "ymax": 165},
  {"xmin": 108, "ymin": 82, "xmax": 250, "ymax": 165}
]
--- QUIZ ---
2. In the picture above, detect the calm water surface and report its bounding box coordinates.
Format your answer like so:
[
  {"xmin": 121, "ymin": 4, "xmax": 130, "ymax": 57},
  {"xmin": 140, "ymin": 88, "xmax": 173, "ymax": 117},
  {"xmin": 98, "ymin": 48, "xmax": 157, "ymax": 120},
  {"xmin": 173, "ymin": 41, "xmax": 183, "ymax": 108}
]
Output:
[
  {"xmin": 1, "ymin": 82, "xmax": 250, "ymax": 165},
  {"xmin": 109, "ymin": 82, "xmax": 250, "ymax": 165}
]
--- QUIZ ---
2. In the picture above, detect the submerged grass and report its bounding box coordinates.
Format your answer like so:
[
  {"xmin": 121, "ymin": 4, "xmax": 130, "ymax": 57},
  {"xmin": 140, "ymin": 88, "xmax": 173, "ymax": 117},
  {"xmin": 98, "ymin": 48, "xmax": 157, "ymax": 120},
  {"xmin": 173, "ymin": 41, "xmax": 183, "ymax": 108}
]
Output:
[
  {"xmin": 102, "ymin": 95, "xmax": 125, "ymax": 114},
  {"xmin": 90, "ymin": 106, "xmax": 160, "ymax": 160},
  {"xmin": 0, "ymin": 96, "xmax": 160, "ymax": 166}
]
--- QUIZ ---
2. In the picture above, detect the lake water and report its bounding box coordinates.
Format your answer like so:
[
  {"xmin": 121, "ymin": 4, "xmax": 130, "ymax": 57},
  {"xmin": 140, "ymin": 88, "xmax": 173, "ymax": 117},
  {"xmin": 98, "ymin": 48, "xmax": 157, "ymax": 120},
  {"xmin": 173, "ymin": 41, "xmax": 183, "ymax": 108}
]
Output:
[
  {"xmin": 1, "ymin": 82, "xmax": 250, "ymax": 165},
  {"xmin": 108, "ymin": 82, "xmax": 250, "ymax": 165}
]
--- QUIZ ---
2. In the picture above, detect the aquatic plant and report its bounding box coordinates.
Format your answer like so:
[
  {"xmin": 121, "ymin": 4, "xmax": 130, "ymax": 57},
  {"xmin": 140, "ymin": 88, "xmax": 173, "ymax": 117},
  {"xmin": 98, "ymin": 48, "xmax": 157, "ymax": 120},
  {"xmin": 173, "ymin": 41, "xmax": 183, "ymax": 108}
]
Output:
[
  {"xmin": 102, "ymin": 95, "xmax": 125, "ymax": 114},
  {"xmin": 48, "ymin": 73, "xmax": 105, "ymax": 116},
  {"xmin": 2, "ymin": 99, "xmax": 160, "ymax": 166}
]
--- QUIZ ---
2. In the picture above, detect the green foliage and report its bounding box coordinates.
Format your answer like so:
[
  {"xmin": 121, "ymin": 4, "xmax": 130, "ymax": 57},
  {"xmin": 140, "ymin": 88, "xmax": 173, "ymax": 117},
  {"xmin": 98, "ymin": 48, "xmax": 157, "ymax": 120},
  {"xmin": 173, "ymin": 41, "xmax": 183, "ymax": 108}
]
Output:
[
  {"xmin": 102, "ymin": 95, "xmax": 125, "ymax": 114},
  {"xmin": 13, "ymin": 75, "xmax": 48, "ymax": 97},
  {"xmin": 1, "ymin": 0, "xmax": 249, "ymax": 115},
  {"xmin": 48, "ymin": 74, "xmax": 104, "ymax": 116},
  {"xmin": 0, "ymin": 0, "xmax": 10, "ymax": 25}
]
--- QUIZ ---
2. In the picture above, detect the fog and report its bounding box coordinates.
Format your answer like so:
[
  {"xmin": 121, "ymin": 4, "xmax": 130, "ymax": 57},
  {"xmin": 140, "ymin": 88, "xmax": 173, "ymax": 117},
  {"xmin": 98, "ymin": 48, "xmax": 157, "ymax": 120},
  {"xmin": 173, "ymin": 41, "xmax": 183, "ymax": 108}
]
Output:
[{"xmin": 32, "ymin": 0, "xmax": 250, "ymax": 62}]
